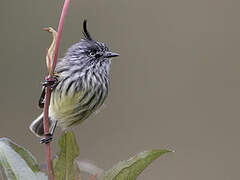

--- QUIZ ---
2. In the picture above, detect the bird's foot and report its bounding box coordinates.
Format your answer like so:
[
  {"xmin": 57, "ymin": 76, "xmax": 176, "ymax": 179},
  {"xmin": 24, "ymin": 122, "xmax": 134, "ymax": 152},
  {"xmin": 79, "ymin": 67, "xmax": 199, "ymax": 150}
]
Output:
[
  {"xmin": 42, "ymin": 76, "xmax": 58, "ymax": 89},
  {"xmin": 38, "ymin": 75, "xmax": 59, "ymax": 108},
  {"xmin": 40, "ymin": 133, "xmax": 53, "ymax": 144}
]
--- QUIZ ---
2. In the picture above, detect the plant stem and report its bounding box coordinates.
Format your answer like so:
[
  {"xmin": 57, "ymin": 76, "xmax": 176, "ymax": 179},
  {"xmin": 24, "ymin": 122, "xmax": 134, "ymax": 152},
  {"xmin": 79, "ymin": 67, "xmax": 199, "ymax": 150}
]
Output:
[
  {"xmin": 50, "ymin": 0, "xmax": 71, "ymax": 76},
  {"xmin": 43, "ymin": 85, "xmax": 54, "ymax": 180},
  {"xmin": 43, "ymin": 0, "xmax": 71, "ymax": 179}
]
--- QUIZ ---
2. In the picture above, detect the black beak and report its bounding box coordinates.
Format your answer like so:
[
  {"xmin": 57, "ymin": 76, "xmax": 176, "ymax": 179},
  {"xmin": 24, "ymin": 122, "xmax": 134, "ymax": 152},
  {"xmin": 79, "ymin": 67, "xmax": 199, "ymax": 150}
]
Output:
[{"xmin": 104, "ymin": 51, "xmax": 120, "ymax": 58}]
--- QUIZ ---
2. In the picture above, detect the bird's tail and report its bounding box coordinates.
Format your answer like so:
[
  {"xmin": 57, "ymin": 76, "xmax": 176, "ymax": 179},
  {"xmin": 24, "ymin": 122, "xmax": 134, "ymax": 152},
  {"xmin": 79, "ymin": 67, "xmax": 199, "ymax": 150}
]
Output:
[{"xmin": 29, "ymin": 113, "xmax": 56, "ymax": 137}]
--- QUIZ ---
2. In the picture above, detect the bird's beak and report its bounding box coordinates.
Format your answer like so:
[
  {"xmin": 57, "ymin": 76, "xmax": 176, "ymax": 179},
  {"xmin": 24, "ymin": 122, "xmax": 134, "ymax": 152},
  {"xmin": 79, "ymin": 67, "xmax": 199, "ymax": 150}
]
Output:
[{"xmin": 104, "ymin": 51, "xmax": 120, "ymax": 58}]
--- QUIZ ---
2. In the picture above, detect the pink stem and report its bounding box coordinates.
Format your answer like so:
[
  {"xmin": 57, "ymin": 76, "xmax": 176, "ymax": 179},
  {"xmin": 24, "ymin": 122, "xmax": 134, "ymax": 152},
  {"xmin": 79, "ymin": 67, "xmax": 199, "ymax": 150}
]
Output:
[
  {"xmin": 50, "ymin": 0, "xmax": 71, "ymax": 76},
  {"xmin": 43, "ymin": 85, "xmax": 54, "ymax": 180},
  {"xmin": 42, "ymin": 0, "xmax": 71, "ymax": 179}
]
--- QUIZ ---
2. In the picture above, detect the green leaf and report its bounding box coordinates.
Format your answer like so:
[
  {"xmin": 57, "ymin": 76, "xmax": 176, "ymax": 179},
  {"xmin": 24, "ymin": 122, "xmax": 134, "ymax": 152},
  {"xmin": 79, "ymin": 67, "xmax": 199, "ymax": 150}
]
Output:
[
  {"xmin": 0, "ymin": 137, "xmax": 47, "ymax": 180},
  {"xmin": 98, "ymin": 149, "xmax": 172, "ymax": 180},
  {"xmin": 53, "ymin": 131, "xmax": 80, "ymax": 180}
]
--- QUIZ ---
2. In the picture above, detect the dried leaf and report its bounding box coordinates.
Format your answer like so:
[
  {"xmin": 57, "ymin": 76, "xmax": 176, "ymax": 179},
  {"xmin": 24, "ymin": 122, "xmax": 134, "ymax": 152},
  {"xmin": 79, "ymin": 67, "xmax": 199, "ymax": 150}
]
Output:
[{"xmin": 44, "ymin": 27, "xmax": 57, "ymax": 73}]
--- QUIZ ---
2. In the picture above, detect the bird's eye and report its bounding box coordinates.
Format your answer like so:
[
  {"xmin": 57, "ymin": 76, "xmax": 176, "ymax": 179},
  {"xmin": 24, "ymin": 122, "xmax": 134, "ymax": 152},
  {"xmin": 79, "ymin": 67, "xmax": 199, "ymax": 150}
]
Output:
[
  {"xmin": 89, "ymin": 51, "xmax": 95, "ymax": 56},
  {"xmin": 89, "ymin": 49, "xmax": 98, "ymax": 56}
]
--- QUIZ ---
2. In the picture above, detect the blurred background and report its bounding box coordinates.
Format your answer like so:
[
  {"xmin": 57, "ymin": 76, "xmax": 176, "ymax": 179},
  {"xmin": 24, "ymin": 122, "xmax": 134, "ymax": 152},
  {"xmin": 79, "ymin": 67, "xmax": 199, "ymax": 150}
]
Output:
[{"xmin": 1, "ymin": 0, "xmax": 240, "ymax": 179}]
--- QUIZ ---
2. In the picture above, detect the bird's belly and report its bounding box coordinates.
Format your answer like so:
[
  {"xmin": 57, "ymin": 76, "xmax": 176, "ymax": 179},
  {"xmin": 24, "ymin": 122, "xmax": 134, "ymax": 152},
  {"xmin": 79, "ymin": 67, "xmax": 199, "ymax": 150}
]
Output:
[{"xmin": 49, "ymin": 86, "xmax": 106, "ymax": 129}]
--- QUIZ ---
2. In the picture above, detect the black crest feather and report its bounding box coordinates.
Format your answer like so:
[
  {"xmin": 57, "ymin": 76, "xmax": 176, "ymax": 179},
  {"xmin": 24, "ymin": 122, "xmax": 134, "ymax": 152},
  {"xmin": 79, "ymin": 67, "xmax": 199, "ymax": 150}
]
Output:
[{"xmin": 83, "ymin": 20, "xmax": 92, "ymax": 40}]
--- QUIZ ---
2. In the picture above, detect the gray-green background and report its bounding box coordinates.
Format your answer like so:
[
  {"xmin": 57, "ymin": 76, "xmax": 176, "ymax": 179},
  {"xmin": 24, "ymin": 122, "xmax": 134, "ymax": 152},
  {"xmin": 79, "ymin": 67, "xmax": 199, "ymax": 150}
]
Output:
[{"xmin": 1, "ymin": 0, "xmax": 240, "ymax": 179}]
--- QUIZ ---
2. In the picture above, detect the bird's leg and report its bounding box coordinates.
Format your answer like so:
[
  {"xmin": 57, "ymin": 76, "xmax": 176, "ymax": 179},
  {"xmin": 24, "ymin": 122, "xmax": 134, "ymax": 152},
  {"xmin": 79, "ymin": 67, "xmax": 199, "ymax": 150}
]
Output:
[
  {"xmin": 40, "ymin": 121, "xmax": 58, "ymax": 144},
  {"xmin": 39, "ymin": 74, "xmax": 59, "ymax": 144},
  {"xmin": 38, "ymin": 87, "xmax": 46, "ymax": 108},
  {"xmin": 38, "ymin": 74, "xmax": 59, "ymax": 108}
]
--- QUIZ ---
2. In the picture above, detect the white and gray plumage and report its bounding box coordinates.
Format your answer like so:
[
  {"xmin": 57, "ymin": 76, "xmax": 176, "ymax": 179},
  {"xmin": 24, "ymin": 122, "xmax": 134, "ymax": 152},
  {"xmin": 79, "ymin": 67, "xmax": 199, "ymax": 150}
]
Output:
[{"xmin": 30, "ymin": 20, "xmax": 119, "ymax": 137}]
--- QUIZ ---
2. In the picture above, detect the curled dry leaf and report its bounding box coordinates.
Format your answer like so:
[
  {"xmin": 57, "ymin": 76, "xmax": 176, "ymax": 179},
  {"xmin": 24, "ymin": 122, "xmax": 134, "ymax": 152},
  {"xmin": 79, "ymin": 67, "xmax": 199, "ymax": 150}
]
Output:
[{"xmin": 43, "ymin": 27, "xmax": 57, "ymax": 73}]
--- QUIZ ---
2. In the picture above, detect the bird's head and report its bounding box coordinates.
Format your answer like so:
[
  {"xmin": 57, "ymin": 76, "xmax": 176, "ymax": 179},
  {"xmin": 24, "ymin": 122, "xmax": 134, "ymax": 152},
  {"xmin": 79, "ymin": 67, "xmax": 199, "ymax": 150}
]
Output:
[{"xmin": 65, "ymin": 20, "xmax": 119, "ymax": 66}]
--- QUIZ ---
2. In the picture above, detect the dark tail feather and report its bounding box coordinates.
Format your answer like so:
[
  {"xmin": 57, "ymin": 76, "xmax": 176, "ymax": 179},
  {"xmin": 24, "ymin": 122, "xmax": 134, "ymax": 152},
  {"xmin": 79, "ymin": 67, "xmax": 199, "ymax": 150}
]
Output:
[
  {"xmin": 29, "ymin": 113, "xmax": 45, "ymax": 137},
  {"xmin": 29, "ymin": 113, "xmax": 55, "ymax": 137}
]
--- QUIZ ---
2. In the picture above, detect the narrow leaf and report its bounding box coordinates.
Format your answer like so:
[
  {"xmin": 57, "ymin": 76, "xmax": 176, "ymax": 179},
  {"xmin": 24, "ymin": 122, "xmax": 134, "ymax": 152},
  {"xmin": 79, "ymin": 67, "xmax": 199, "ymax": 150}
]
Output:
[
  {"xmin": 53, "ymin": 131, "xmax": 80, "ymax": 180},
  {"xmin": 99, "ymin": 149, "xmax": 172, "ymax": 180},
  {"xmin": 0, "ymin": 138, "xmax": 47, "ymax": 180}
]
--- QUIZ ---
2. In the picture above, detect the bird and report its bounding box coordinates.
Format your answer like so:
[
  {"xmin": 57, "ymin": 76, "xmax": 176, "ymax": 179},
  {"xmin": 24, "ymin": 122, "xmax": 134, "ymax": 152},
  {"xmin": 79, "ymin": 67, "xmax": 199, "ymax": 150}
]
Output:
[{"xmin": 29, "ymin": 20, "xmax": 119, "ymax": 142}]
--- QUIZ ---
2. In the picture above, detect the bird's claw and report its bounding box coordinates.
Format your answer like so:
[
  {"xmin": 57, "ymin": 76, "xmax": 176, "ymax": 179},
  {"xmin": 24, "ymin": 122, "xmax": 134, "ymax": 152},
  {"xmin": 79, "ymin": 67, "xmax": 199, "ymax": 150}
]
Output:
[
  {"xmin": 42, "ymin": 76, "xmax": 58, "ymax": 89},
  {"xmin": 40, "ymin": 134, "xmax": 53, "ymax": 144},
  {"xmin": 38, "ymin": 75, "xmax": 59, "ymax": 108}
]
